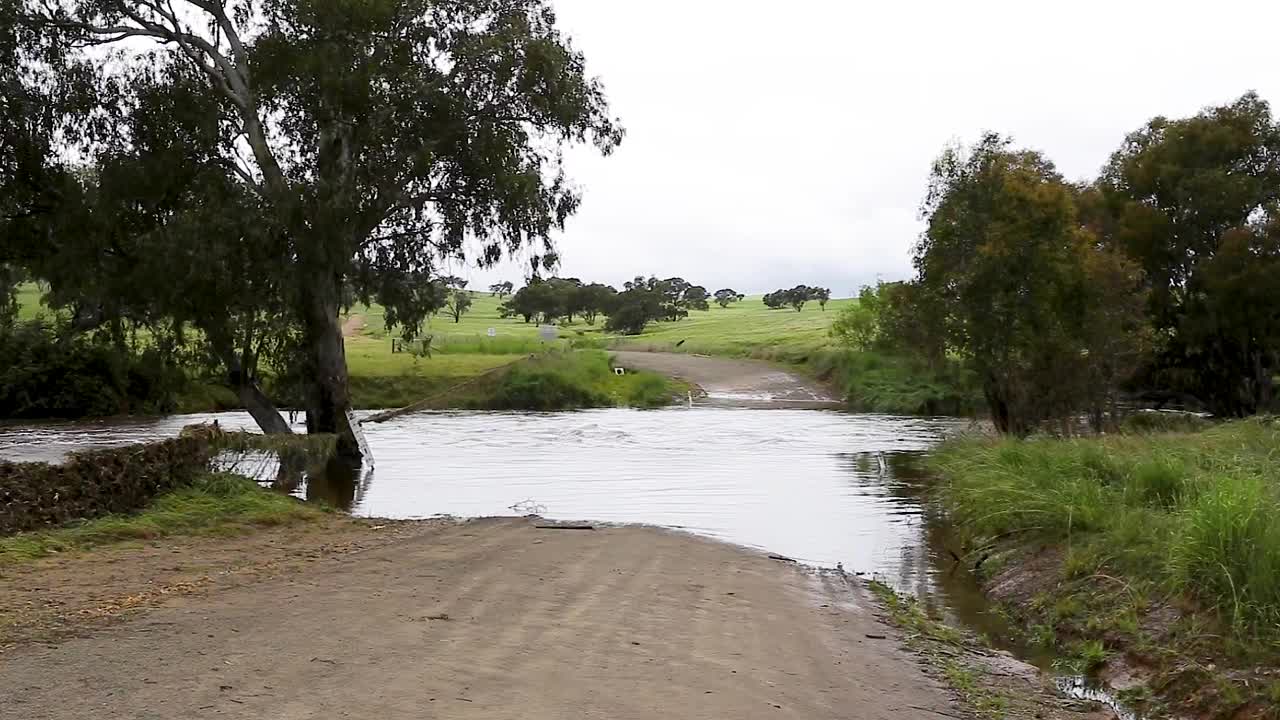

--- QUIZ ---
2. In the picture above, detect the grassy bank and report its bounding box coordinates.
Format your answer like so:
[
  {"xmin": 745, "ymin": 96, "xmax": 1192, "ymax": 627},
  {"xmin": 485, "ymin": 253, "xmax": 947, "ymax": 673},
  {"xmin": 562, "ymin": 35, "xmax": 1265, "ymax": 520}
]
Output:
[
  {"xmin": 933, "ymin": 419, "xmax": 1280, "ymax": 717},
  {"xmin": 0, "ymin": 473, "xmax": 324, "ymax": 566}
]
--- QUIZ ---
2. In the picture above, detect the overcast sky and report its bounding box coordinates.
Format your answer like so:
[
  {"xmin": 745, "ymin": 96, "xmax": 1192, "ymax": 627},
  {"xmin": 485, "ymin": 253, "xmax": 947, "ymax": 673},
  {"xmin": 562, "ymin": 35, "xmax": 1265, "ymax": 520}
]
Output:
[{"xmin": 459, "ymin": 0, "xmax": 1280, "ymax": 297}]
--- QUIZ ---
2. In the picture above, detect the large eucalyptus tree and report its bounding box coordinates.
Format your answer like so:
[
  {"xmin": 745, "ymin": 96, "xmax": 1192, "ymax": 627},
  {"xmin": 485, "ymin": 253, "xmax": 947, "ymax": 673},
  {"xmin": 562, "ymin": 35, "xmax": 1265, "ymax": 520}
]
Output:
[{"xmin": 27, "ymin": 0, "xmax": 621, "ymax": 458}]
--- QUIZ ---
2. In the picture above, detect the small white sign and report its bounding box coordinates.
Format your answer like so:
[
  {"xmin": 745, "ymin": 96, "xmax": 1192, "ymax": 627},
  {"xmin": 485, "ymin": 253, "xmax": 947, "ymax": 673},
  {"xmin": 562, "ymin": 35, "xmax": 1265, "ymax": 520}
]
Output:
[
  {"xmin": 345, "ymin": 408, "xmax": 374, "ymax": 466},
  {"xmin": 538, "ymin": 325, "xmax": 559, "ymax": 341},
  {"xmin": 487, "ymin": 327, "xmax": 497, "ymax": 337}
]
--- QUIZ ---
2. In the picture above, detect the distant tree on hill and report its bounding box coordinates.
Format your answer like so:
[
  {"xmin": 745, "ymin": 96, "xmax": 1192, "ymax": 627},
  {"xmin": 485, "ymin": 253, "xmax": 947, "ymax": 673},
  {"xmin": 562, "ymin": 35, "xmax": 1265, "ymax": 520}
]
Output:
[
  {"xmin": 489, "ymin": 281, "xmax": 514, "ymax": 298},
  {"xmin": 499, "ymin": 281, "xmax": 562, "ymax": 324},
  {"xmin": 683, "ymin": 285, "xmax": 710, "ymax": 312},
  {"xmin": 763, "ymin": 286, "xmax": 822, "ymax": 311},
  {"xmin": 657, "ymin": 277, "xmax": 692, "ymax": 320},
  {"xmin": 444, "ymin": 290, "xmax": 473, "ymax": 323},
  {"xmin": 576, "ymin": 283, "xmax": 617, "ymax": 325},
  {"xmin": 607, "ymin": 276, "xmax": 682, "ymax": 333},
  {"xmin": 815, "ymin": 287, "xmax": 832, "ymax": 310},
  {"xmin": 713, "ymin": 289, "xmax": 744, "ymax": 308},
  {"xmin": 441, "ymin": 276, "xmax": 468, "ymax": 290},
  {"xmin": 785, "ymin": 285, "xmax": 813, "ymax": 311}
]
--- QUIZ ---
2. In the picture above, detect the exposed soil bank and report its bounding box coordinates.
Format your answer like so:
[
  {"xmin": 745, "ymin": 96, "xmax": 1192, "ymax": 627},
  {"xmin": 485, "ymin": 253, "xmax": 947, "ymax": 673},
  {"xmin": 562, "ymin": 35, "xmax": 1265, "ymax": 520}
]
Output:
[
  {"xmin": 611, "ymin": 350, "xmax": 842, "ymax": 408},
  {"xmin": 0, "ymin": 516, "xmax": 1090, "ymax": 720}
]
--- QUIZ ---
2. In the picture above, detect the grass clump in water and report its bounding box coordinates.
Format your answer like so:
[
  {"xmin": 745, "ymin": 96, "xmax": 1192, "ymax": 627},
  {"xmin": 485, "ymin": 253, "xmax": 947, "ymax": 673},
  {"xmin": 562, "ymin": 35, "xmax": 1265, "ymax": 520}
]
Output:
[
  {"xmin": 491, "ymin": 351, "xmax": 679, "ymax": 410},
  {"xmin": 0, "ymin": 473, "xmax": 324, "ymax": 566}
]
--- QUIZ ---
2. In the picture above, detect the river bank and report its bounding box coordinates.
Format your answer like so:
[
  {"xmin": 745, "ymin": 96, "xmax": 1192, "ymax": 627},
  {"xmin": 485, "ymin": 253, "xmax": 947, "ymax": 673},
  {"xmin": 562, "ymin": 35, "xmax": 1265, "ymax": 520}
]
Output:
[
  {"xmin": 0, "ymin": 510, "xmax": 1104, "ymax": 720},
  {"xmin": 932, "ymin": 419, "xmax": 1280, "ymax": 719}
]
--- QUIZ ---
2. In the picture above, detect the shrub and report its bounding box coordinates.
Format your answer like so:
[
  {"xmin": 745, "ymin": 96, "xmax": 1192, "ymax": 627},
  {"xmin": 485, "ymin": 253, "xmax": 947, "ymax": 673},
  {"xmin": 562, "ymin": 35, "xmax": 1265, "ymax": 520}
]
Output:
[{"xmin": 0, "ymin": 321, "xmax": 188, "ymax": 418}]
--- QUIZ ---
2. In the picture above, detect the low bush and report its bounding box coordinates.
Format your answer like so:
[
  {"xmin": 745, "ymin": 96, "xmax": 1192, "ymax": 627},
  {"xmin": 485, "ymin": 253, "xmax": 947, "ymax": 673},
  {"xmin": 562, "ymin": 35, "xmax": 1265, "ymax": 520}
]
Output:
[
  {"xmin": 487, "ymin": 351, "xmax": 677, "ymax": 410},
  {"xmin": 0, "ymin": 321, "xmax": 189, "ymax": 418}
]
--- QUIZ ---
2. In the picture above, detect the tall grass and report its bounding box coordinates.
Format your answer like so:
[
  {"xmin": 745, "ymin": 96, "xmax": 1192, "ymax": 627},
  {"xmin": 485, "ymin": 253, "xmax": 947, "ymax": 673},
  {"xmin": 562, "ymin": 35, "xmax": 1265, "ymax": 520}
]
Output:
[
  {"xmin": 933, "ymin": 419, "xmax": 1280, "ymax": 635},
  {"xmin": 811, "ymin": 350, "xmax": 980, "ymax": 416},
  {"xmin": 430, "ymin": 334, "xmax": 561, "ymax": 355}
]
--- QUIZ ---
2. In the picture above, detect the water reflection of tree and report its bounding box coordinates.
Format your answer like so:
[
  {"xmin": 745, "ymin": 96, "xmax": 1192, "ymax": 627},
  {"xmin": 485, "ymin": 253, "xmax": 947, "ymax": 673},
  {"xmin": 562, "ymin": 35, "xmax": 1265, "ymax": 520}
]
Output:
[{"xmin": 271, "ymin": 454, "xmax": 368, "ymax": 511}]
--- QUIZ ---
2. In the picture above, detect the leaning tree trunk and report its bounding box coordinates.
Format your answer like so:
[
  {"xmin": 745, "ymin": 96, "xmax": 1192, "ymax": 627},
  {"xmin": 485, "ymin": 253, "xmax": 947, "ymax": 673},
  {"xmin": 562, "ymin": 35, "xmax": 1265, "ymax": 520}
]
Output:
[
  {"xmin": 236, "ymin": 380, "xmax": 294, "ymax": 435},
  {"xmin": 209, "ymin": 335, "xmax": 292, "ymax": 435},
  {"xmin": 300, "ymin": 276, "xmax": 362, "ymax": 461}
]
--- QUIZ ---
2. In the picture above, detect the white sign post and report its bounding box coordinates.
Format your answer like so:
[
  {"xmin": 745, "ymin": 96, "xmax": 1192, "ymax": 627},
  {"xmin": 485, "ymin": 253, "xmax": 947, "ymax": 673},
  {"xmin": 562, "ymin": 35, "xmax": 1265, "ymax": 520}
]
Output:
[
  {"xmin": 487, "ymin": 327, "xmax": 497, "ymax": 337},
  {"xmin": 538, "ymin": 325, "xmax": 559, "ymax": 342},
  {"xmin": 346, "ymin": 408, "xmax": 374, "ymax": 466}
]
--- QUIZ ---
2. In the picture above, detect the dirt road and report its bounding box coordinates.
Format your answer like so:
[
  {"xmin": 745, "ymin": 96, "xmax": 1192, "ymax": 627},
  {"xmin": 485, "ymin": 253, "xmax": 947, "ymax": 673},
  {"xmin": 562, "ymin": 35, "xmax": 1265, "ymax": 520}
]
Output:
[
  {"xmin": 2, "ymin": 518, "xmax": 965, "ymax": 720},
  {"xmin": 341, "ymin": 313, "xmax": 367, "ymax": 337},
  {"xmin": 611, "ymin": 351, "xmax": 840, "ymax": 408}
]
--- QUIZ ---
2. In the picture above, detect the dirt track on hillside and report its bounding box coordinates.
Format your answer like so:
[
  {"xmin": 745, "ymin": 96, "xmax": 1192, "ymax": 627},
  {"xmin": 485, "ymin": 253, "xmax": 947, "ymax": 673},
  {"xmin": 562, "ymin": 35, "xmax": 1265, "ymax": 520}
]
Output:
[
  {"xmin": 610, "ymin": 351, "xmax": 840, "ymax": 408},
  {"xmin": 1, "ymin": 518, "xmax": 973, "ymax": 720}
]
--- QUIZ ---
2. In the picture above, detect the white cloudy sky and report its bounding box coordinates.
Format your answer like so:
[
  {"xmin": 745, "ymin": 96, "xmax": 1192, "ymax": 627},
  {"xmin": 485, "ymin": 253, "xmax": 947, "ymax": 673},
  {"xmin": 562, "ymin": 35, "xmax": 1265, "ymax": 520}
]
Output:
[{"xmin": 459, "ymin": 0, "xmax": 1280, "ymax": 296}]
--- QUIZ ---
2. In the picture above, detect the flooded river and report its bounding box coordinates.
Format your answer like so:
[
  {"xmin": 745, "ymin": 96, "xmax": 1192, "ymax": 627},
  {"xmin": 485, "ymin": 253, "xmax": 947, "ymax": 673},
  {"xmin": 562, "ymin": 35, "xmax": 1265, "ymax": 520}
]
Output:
[{"xmin": 1, "ymin": 407, "xmax": 970, "ymax": 594}]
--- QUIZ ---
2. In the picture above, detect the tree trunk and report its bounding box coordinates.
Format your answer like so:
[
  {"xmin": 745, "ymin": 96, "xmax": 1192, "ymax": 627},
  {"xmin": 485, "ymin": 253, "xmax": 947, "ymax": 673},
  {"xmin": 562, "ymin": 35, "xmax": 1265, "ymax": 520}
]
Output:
[
  {"xmin": 209, "ymin": 334, "xmax": 292, "ymax": 435},
  {"xmin": 300, "ymin": 276, "xmax": 362, "ymax": 461},
  {"xmin": 237, "ymin": 382, "xmax": 294, "ymax": 435}
]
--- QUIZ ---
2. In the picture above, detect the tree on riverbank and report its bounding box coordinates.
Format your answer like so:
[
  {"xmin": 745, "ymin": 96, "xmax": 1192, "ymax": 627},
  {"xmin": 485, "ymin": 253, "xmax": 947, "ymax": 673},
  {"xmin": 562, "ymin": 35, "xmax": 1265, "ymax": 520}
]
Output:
[
  {"xmin": 1098, "ymin": 93, "xmax": 1280, "ymax": 417},
  {"xmin": 16, "ymin": 0, "xmax": 622, "ymax": 458},
  {"xmin": 912, "ymin": 134, "xmax": 1148, "ymax": 435}
]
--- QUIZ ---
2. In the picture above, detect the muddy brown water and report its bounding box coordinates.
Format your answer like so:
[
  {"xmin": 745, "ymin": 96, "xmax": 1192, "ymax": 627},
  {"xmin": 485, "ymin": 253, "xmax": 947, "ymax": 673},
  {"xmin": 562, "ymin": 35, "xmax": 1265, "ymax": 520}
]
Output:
[{"xmin": 0, "ymin": 407, "xmax": 1134, "ymax": 716}]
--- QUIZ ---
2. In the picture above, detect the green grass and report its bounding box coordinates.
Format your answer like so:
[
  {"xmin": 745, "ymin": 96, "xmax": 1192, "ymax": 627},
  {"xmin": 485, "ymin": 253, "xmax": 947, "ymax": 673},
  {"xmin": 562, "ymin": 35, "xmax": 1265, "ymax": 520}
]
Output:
[
  {"xmin": 14, "ymin": 283, "xmax": 44, "ymax": 321},
  {"xmin": 344, "ymin": 341, "xmax": 517, "ymax": 409},
  {"xmin": 345, "ymin": 293, "xmax": 849, "ymax": 360},
  {"xmin": 610, "ymin": 295, "xmax": 855, "ymax": 357},
  {"xmin": 0, "ymin": 473, "xmax": 325, "ymax": 566},
  {"xmin": 809, "ymin": 349, "xmax": 980, "ymax": 415},
  {"xmin": 934, "ymin": 418, "xmax": 1280, "ymax": 637},
  {"xmin": 491, "ymin": 350, "xmax": 681, "ymax": 410}
]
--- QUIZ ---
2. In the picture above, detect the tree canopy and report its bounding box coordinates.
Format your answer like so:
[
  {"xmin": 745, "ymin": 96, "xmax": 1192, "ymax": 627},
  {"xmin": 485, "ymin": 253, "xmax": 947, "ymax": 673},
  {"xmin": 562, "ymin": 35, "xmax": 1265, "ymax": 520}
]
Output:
[
  {"xmin": 713, "ymin": 289, "xmax": 744, "ymax": 308},
  {"xmin": 13, "ymin": 0, "xmax": 623, "ymax": 457},
  {"xmin": 912, "ymin": 134, "xmax": 1148, "ymax": 434},
  {"xmin": 1098, "ymin": 92, "xmax": 1280, "ymax": 416}
]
